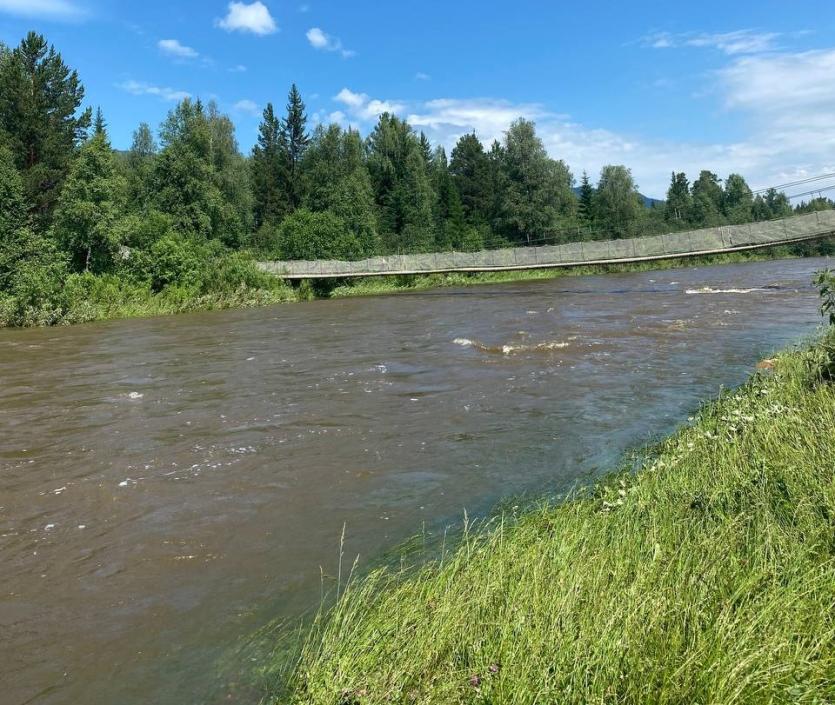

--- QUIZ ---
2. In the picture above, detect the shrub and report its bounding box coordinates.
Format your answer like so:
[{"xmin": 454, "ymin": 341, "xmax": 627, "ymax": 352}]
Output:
[{"xmin": 277, "ymin": 209, "xmax": 363, "ymax": 261}]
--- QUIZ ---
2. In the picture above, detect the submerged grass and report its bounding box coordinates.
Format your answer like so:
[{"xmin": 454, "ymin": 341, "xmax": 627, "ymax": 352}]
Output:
[{"xmin": 268, "ymin": 333, "xmax": 835, "ymax": 704}]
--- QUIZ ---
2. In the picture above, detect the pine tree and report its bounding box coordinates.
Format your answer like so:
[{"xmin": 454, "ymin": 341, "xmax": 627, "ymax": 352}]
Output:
[
  {"xmin": 53, "ymin": 132, "xmax": 126, "ymax": 272},
  {"xmin": 449, "ymin": 133, "xmax": 492, "ymax": 226},
  {"xmin": 665, "ymin": 171, "xmax": 691, "ymax": 223},
  {"xmin": 251, "ymin": 102, "xmax": 289, "ymax": 228},
  {"xmin": 0, "ymin": 32, "xmax": 91, "ymax": 223},
  {"xmin": 284, "ymin": 84, "xmax": 309, "ymax": 210}
]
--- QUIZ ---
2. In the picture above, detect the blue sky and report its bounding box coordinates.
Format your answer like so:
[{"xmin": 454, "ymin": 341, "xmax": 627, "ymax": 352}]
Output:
[{"xmin": 1, "ymin": 0, "xmax": 834, "ymax": 197}]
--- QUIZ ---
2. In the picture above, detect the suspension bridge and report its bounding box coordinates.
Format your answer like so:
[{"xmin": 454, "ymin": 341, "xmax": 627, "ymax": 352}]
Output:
[{"xmin": 258, "ymin": 210, "xmax": 835, "ymax": 280}]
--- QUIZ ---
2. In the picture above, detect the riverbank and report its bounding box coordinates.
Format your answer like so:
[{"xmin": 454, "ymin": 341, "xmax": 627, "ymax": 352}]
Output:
[
  {"xmin": 268, "ymin": 332, "xmax": 835, "ymax": 704},
  {"xmin": 0, "ymin": 246, "xmax": 812, "ymax": 328}
]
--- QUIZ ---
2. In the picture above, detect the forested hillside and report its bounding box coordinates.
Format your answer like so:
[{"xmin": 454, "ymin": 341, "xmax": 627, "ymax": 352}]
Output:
[{"xmin": 1, "ymin": 32, "xmax": 831, "ymax": 326}]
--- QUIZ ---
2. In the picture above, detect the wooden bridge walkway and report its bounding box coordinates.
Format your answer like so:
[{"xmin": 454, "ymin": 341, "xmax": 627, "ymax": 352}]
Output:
[{"xmin": 258, "ymin": 211, "xmax": 835, "ymax": 280}]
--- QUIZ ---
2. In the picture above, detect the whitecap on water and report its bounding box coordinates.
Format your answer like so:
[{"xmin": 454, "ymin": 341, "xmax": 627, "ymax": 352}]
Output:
[{"xmin": 686, "ymin": 287, "xmax": 764, "ymax": 295}]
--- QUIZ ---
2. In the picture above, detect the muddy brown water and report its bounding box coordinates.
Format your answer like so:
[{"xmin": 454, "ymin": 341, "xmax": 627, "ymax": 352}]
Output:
[{"xmin": 0, "ymin": 257, "xmax": 829, "ymax": 705}]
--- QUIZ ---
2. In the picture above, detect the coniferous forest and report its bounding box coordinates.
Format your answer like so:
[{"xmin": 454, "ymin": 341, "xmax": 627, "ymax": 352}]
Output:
[{"xmin": 1, "ymin": 32, "xmax": 832, "ymax": 326}]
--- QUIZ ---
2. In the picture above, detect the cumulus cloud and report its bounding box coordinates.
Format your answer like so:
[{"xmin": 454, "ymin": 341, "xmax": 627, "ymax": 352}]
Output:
[
  {"xmin": 330, "ymin": 44, "xmax": 835, "ymax": 200},
  {"xmin": 642, "ymin": 29, "xmax": 781, "ymax": 55},
  {"xmin": 233, "ymin": 99, "xmax": 260, "ymax": 116},
  {"xmin": 334, "ymin": 88, "xmax": 404, "ymax": 121},
  {"xmin": 306, "ymin": 27, "xmax": 355, "ymax": 58},
  {"xmin": 0, "ymin": 0, "xmax": 85, "ymax": 19},
  {"xmin": 118, "ymin": 80, "xmax": 191, "ymax": 103},
  {"xmin": 216, "ymin": 1, "xmax": 277, "ymax": 36},
  {"xmin": 158, "ymin": 39, "xmax": 199, "ymax": 60}
]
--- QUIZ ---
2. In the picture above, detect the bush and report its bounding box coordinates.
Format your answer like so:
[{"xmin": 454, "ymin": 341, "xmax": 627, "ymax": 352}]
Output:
[{"xmin": 277, "ymin": 209, "xmax": 363, "ymax": 261}]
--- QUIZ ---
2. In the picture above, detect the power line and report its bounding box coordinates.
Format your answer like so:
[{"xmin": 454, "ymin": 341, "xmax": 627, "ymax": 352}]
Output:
[{"xmin": 752, "ymin": 172, "xmax": 835, "ymax": 195}]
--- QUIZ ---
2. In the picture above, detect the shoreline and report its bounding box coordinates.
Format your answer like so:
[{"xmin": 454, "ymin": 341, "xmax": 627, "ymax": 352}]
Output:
[
  {"xmin": 0, "ymin": 247, "xmax": 812, "ymax": 329},
  {"xmin": 262, "ymin": 332, "xmax": 835, "ymax": 704}
]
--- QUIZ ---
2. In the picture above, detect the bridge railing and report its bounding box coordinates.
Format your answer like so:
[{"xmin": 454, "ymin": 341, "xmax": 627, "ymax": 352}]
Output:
[{"xmin": 258, "ymin": 211, "xmax": 835, "ymax": 279}]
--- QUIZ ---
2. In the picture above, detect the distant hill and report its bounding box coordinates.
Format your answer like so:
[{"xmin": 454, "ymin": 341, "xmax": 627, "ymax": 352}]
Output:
[{"xmin": 573, "ymin": 187, "xmax": 663, "ymax": 209}]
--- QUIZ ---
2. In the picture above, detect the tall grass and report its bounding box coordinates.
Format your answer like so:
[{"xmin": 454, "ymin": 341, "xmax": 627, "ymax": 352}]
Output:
[{"xmin": 268, "ymin": 334, "xmax": 835, "ymax": 704}]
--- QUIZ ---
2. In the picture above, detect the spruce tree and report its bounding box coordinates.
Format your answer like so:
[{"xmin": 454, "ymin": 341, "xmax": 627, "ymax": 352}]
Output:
[
  {"xmin": 251, "ymin": 102, "xmax": 289, "ymax": 228},
  {"xmin": 0, "ymin": 32, "xmax": 91, "ymax": 223},
  {"xmin": 284, "ymin": 84, "xmax": 309, "ymax": 210},
  {"xmin": 367, "ymin": 113, "xmax": 435, "ymax": 253},
  {"xmin": 449, "ymin": 133, "xmax": 492, "ymax": 226},
  {"xmin": 93, "ymin": 107, "xmax": 107, "ymax": 137},
  {"xmin": 578, "ymin": 171, "xmax": 595, "ymax": 225}
]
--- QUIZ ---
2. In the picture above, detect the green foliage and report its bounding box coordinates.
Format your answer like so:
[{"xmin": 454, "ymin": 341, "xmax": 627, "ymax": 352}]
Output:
[
  {"xmin": 302, "ymin": 125, "xmax": 379, "ymax": 256},
  {"xmin": 723, "ymin": 173, "xmax": 754, "ymax": 224},
  {"xmin": 124, "ymin": 122, "xmax": 157, "ymax": 212},
  {"xmin": 52, "ymin": 132, "xmax": 126, "ymax": 272},
  {"xmin": 498, "ymin": 119, "xmax": 576, "ymax": 244},
  {"xmin": 252, "ymin": 103, "xmax": 289, "ymax": 227},
  {"xmin": 577, "ymin": 171, "xmax": 595, "ymax": 224},
  {"xmin": 276, "ymin": 209, "xmax": 364, "ymax": 261},
  {"xmin": 595, "ymin": 164, "xmax": 643, "ymax": 237},
  {"xmin": 269, "ymin": 337, "xmax": 835, "ymax": 705},
  {"xmin": 0, "ymin": 32, "xmax": 90, "ymax": 223},
  {"xmin": 665, "ymin": 171, "xmax": 691, "ymax": 223},
  {"xmin": 690, "ymin": 170, "xmax": 725, "ymax": 227},
  {"xmin": 815, "ymin": 270, "xmax": 835, "ymax": 326},
  {"xmin": 367, "ymin": 113, "xmax": 435, "ymax": 253},
  {"xmin": 449, "ymin": 133, "xmax": 492, "ymax": 227},
  {"xmin": 284, "ymin": 84, "xmax": 309, "ymax": 210}
]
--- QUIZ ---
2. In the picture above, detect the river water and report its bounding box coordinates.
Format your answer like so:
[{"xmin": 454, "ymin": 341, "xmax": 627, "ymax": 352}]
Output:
[{"xmin": 0, "ymin": 257, "xmax": 829, "ymax": 705}]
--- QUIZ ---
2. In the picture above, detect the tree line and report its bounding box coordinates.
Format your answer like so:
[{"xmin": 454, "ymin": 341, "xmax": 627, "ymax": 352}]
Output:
[{"xmin": 1, "ymin": 32, "xmax": 832, "ymax": 323}]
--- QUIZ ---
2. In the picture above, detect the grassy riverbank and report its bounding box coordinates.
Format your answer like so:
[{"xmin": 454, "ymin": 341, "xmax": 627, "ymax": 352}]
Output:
[
  {"xmin": 268, "ymin": 333, "xmax": 835, "ymax": 704},
  {"xmin": 0, "ymin": 246, "xmax": 825, "ymax": 328}
]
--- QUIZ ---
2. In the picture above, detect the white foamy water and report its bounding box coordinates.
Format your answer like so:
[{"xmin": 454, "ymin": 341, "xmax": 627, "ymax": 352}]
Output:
[{"xmin": 686, "ymin": 287, "xmax": 765, "ymax": 295}]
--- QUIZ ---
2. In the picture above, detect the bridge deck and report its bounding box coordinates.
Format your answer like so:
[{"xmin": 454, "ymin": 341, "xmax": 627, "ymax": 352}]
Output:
[{"xmin": 258, "ymin": 212, "xmax": 835, "ymax": 280}]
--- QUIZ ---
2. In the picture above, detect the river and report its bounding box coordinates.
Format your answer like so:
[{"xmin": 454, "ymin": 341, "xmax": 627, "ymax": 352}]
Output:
[{"xmin": 0, "ymin": 257, "xmax": 829, "ymax": 705}]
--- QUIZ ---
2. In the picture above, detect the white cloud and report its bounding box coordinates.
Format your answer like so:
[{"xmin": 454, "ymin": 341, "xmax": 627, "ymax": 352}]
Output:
[
  {"xmin": 233, "ymin": 99, "xmax": 260, "ymax": 116},
  {"xmin": 306, "ymin": 27, "xmax": 355, "ymax": 58},
  {"xmin": 0, "ymin": 0, "xmax": 85, "ymax": 19},
  {"xmin": 330, "ymin": 44, "xmax": 835, "ymax": 200},
  {"xmin": 158, "ymin": 39, "xmax": 199, "ymax": 60},
  {"xmin": 229, "ymin": 64, "xmax": 247, "ymax": 73},
  {"xmin": 415, "ymin": 72, "xmax": 431, "ymax": 81},
  {"xmin": 334, "ymin": 88, "xmax": 404, "ymax": 121},
  {"xmin": 118, "ymin": 80, "xmax": 191, "ymax": 103},
  {"xmin": 216, "ymin": 1, "xmax": 277, "ymax": 36},
  {"xmin": 643, "ymin": 29, "xmax": 781, "ymax": 55}
]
